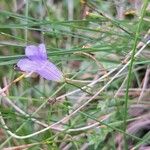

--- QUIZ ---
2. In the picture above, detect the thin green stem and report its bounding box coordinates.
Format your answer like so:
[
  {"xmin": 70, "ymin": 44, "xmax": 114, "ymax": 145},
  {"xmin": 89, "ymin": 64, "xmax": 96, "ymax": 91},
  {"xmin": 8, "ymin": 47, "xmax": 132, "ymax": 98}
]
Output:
[
  {"xmin": 25, "ymin": 0, "xmax": 29, "ymax": 44},
  {"xmin": 123, "ymin": 1, "xmax": 148, "ymax": 149}
]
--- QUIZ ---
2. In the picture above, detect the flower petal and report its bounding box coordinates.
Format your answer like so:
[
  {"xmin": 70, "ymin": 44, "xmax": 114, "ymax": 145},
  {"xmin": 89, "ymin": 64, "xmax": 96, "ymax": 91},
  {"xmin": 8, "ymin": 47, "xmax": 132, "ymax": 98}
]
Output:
[
  {"xmin": 38, "ymin": 44, "xmax": 47, "ymax": 59},
  {"xmin": 36, "ymin": 60, "xmax": 63, "ymax": 82},
  {"xmin": 17, "ymin": 58, "xmax": 63, "ymax": 82},
  {"xmin": 25, "ymin": 44, "xmax": 47, "ymax": 60},
  {"xmin": 17, "ymin": 58, "xmax": 37, "ymax": 72}
]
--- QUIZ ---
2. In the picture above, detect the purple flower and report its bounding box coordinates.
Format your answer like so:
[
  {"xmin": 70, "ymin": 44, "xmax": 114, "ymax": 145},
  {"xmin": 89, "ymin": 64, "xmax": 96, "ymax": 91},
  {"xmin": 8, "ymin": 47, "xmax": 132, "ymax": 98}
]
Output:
[{"xmin": 17, "ymin": 44, "xmax": 63, "ymax": 82}]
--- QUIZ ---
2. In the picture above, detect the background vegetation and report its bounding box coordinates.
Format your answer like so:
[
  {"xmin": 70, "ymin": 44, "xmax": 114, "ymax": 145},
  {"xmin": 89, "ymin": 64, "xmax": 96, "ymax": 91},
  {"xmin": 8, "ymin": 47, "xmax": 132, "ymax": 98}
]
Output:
[{"xmin": 0, "ymin": 0, "xmax": 150, "ymax": 149}]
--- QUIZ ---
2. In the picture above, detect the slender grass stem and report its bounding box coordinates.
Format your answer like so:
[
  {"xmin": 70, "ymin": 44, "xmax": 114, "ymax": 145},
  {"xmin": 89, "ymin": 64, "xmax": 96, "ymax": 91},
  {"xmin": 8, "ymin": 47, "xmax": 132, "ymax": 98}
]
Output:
[
  {"xmin": 123, "ymin": 1, "xmax": 148, "ymax": 149},
  {"xmin": 25, "ymin": 0, "xmax": 29, "ymax": 44}
]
